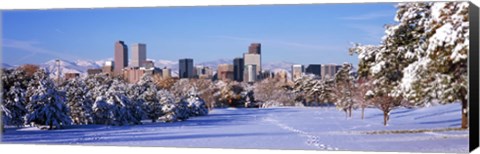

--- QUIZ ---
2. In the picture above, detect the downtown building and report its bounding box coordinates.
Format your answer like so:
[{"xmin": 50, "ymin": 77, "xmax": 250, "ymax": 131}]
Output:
[
  {"xmin": 243, "ymin": 43, "xmax": 262, "ymax": 82},
  {"xmin": 217, "ymin": 64, "xmax": 234, "ymax": 81},
  {"xmin": 245, "ymin": 64, "xmax": 257, "ymax": 83},
  {"xmin": 291, "ymin": 64, "xmax": 305, "ymax": 81},
  {"xmin": 306, "ymin": 64, "xmax": 322, "ymax": 77},
  {"xmin": 114, "ymin": 40, "xmax": 128, "ymax": 77},
  {"xmin": 233, "ymin": 57, "xmax": 244, "ymax": 82},
  {"xmin": 131, "ymin": 43, "xmax": 147, "ymax": 67},
  {"xmin": 179, "ymin": 58, "xmax": 194, "ymax": 78},
  {"xmin": 321, "ymin": 64, "xmax": 342, "ymax": 80}
]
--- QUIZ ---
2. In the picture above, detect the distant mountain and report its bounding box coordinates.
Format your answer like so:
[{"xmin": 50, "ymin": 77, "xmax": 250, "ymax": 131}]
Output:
[
  {"xmin": 2, "ymin": 63, "xmax": 12, "ymax": 69},
  {"xmin": 42, "ymin": 59, "xmax": 101, "ymax": 78}
]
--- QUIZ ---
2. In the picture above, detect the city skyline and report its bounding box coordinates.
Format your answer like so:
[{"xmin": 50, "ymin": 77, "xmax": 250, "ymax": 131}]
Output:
[{"xmin": 2, "ymin": 3, "xmax": 397, "ymax": 66}]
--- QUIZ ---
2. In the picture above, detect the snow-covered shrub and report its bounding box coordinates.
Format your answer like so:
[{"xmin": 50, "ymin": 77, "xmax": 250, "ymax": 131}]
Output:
[{"xmin": 25, "ymin": 69, "xmax": 72, "ymax": 130}]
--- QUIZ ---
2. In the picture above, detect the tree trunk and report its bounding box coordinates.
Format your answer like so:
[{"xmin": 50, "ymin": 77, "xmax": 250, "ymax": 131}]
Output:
[
  {"xmin": 49, "ymin": 123, "xmax": 53, "ymax": 130},
  {"xmin": 348, "ymin": 106, "xmax": 352, "ymax": 118},
  {"xmin": 361, "ymin": 106, "xmax": 365, "ymax": 120},
  {"xmin": 383, "ymin": 111, "xmax": 388, "ymax": 126},
  {"xmin": 461, "ymin": 98, "xmax": 468, "ymax": 129}
]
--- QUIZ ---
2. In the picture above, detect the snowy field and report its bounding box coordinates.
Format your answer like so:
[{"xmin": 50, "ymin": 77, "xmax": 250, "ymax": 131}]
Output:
[{"xmin": 1, "ymin": 103, "xmax": 468, "ymax": 153}]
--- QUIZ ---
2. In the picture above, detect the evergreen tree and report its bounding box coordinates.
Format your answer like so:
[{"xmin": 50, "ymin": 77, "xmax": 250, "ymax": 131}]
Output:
[
  {"xmin": 333, "ymin": 63, "xmax": 355, "ymax": 118},
  {"xmin": 61, "ymin": 78, "xmax": 94, "ymax": 125},
  {"xmin": 157, "ymin": 90, "xmax": 181, "ymax": 122},
  {"xmin": 92, "ymin": 96, "xmax": 111, "ymax": 125},
  {"xmin": 136, "ymin": 75, "xmax": 162, "ymax": 122},
  {"xmin": 25, "ymin": 69, "xmax": 72, "ymax": 130},
  {"xmin": 184, "ymin": 87, "xmax": 208, "ymax": 116},
  {"xmin": 105, "ymin": 79, "xmax": 141, "ymax": 126}
]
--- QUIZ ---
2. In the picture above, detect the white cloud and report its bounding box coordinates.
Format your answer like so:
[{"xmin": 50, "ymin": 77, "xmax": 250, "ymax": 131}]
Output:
[{"xmin": 3, "ymin": 38, "xmax": 81, "ymax": 63}]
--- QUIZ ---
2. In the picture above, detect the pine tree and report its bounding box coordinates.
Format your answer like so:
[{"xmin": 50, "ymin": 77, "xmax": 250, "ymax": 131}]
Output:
[
  {"xmin": 25, "ymin": 69, "xmax": 72, "ymax": 130},
  {"xmin": 333, "ymin": 63, "xmax": 355, "ymax": 118},
  {"xmin": 61, "ymin": 78, "xmax": 94, "ymax": 125},
  {"xmin": 184, "ymin": 87, "xmax": 208, "ymax": 116},
  {"xmin": 105, "ymin": 79, "xmax": 142, "ymax": 126},
  {"xmin": 136, "ymin": 75, "xmax": 162, "ymax": 122},
  {"xmin": 157, "ymin": 90, "xmax": 180, "ymax": 122},
  {"xmin": 92, "ymin": 96, "xmax": 111, "ymax": 125}
]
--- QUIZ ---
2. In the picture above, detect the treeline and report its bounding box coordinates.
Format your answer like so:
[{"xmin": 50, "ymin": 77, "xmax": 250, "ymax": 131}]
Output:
[
  {"xmin": 1, "ymin": 65, "xmax": 208, "ymax": 130},
  {"xmin": 345, "ymin": 2, "xmax": 469, "ymax": 128}
]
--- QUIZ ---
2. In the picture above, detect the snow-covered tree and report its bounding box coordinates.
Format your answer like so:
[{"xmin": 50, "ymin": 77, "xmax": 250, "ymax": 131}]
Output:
[
  {"xmin": 25, "ymin": 69, "xmax": 72, "ymax": 130},
  {"xmin": 333, "ymin": 63, "xmax": 355, "ymax": 118},
  {"xmin": 190, "ymin": 79, "xmax": 217, "ymax": 110},
  {"xmin": 184, "ymin": 87, "xmax": 209, "ymax": 116},
  {"xmin": 293, "ymin": 75, "xmax": 335, "ymax": 106},
  {"xmin": 92, "ymin": 96, "xmax": 111, "ymax": 125},
  {"xmin": 254, "ymin": 77, "xmax": 296, "ymax": 108},
  {"xmin": 91, "ymin": 78, "xmax": 143, "ymax": 126},
  {"xmin": 135, "ymin": 75, "xmax": 162, "ymax": 122},
  {"xmin": 349, "ymin": 2, "xmax": 469, "ymax": 127},
  {"xmin": 353, "ymin": 77, "xmax": 374, "ymax": 120},
  {"xmin": 61, "ymin": 78, "xmax": 94, "ymax": 125},
  {"xmin": 157, "ymin": 90, "xmax": 182, "ymax": 122},
  {"xmin": 1, "ymin": 103, "xmax": 11, "ymax": 132},
  {"xmin": 217, "ymin": 81, "xmax": 245, "ymax": 107},
  {"xmin": 105, "ymin": 79, "xmax": 142, "ymax": 126},
  {"xmin": 398, "ymin": 2, "xmax": 470, "ymax": 129}
]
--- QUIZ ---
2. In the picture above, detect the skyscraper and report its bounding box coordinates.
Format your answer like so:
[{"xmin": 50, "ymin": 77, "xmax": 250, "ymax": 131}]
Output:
[
  {"xmin": 233, "ymin": 57, "xmax": 244, "ymax": 82},
  {"xmin": 131, "ymin": 43, "xmax": 147, "ymax": 67},
  {"xmin": 179, "ymin": 58, "xmax": 194, "ymax": 78},
  {"xmin": 114, "ymin": 40, "xmax": 128, "ymax": 76},
  {"xmin": 243, "ymin": 53, "xmax": 261, "ymax": 76},
  {"xmin": 245, "ymin": 64, "xmax": 257, "ymax": 83},
  {"xmin": 248, "ymin": 43, "xmax": 261, "ymax": 54},
  {"xmin": 292, "ymin": 64, "xmax": 304, "ymax": 81},
  {"xmin": 321, "ymin": 64, "xmax": 342, "ymax": 80},
  {"xmin": 306, "ymin": 64, "xmax": 322, "ymax": 77}
]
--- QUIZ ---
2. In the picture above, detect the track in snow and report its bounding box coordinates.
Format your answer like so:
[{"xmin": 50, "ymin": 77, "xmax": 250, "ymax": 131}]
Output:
[{"xmin": 263, "ymin": 117, "xmax": 339, "ymax": 150}]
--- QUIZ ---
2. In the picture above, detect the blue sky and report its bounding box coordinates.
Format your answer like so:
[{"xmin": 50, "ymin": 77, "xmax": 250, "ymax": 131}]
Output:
[{"xmin": 2, "ymin": 3, "xmax": 397, "ymax": 66}]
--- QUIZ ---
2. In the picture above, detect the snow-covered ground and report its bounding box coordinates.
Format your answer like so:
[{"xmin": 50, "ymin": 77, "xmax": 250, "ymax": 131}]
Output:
[{"xmin": 1, "ymin": 103, "xmax": 468, "ymax": 153}]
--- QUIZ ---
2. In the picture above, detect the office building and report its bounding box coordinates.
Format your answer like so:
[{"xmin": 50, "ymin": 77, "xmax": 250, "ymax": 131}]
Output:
[
  {"xmin": 114, "ymin": 41, "xmax": 128, "ymax": 76},
  {"xmin": 179, "ymin": 58, "xmax": 194, "ymax": 78},
  {"xmin": 292, "ymin": 64, "xmax": 304, "ymax": 81},
  {"xmin": 233, "ymin": 57, "xmax": 244, "ymax": 82},
  {"xmin": 306, "ymin": 64, "xmax": 322, "ymax": 77},
  {"xmin": 102, "ymin": 61, "xmax": 114, "ymax": 76},
  {"xmin": 321, "ymin": 64, "xmax": 342, "ymax": 80},
  {"xmin": 243, "ymin": 53, "xmax": 261, "ymax": 76},
  {"xmin": 245, "ymin": 64, "xmax": 257, "ymax": 83},
  {"xmin": 131, "ymin": 43, "xmax": 147, "ymax": 67},
  {"xmin": 248, "ymin": 43, "xmax": 261, "ymax": 54},
  {"xmin": 217, "ymin": 64, "xmax": 234, "ymax": 81},
  {"xmin": 162, "ymin": 67, "xmax": 172, "ymax": 78},
  {"xmin": 87, "ymin": 68, "xmax": 102, "ymax": 76}
]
